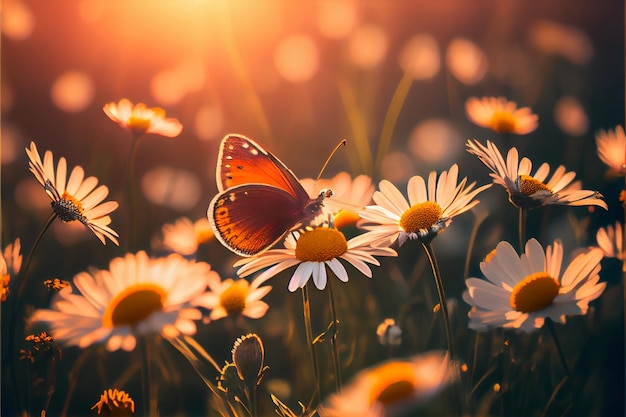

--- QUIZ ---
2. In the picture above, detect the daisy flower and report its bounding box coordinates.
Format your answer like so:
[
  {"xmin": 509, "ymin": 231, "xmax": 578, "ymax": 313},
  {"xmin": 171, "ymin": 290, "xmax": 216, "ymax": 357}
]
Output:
[
  {"xmin": 103, "ymin": 98, "xmax": 183, "ymax": 138},
  {"xmin": 31, "ymin": 251, "xmax": 218, "ymax": 351},
  {"xmin": 235, "ymin": 224, "xmax": 396, "ymax": 292},
  {"xmin": 596, "ymin": 222, "xmax": 624, "ymax": 261},
  {"xmin": 463, "ymin": 239, "xmax": 606, "ymax": 332},
  {"xmin": 1, "ymin": 238, "xmax": 22, "ymax": 301},
  {"xmin": 92, "ymin": 389, "xmax": 135, "ymax": 415},
  {"xmin": 318, "ymin": 351, "xmax": 457, "ymax": 417},
  {"xmin": 595, "ymin": 125, "xmax": 626, "ymax": 175},
  {"xmin": 26, "ymin": 141, "xmax": 120, "ymax": 245},
  {"xmin": 192, "ymin": 275, "xmax": 272, "ymax": 320},
  {"xmin": 467, "ymin": 139, "xmax": 607, "ymax": 210},
  {"xmin": 301, "ymin": 172, "xmax": 375, "ymax": 228},
  {"xmin": 158, "ymin": 217, "xmax": 214, "ymax": 256},
  {"xmin": 465, "ymin": 96, "xmax": 538, "ymax": 135},
  {"xmin": 358, "ymin": 164, "xmax": 491, "ymax": 247}
]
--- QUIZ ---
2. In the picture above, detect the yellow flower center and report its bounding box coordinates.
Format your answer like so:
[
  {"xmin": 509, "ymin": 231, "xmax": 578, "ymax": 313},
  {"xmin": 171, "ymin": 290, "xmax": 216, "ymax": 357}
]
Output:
[
  {"xmin": 102, "ymin": 283, "xmax": 166, "ymax": 327},
  {"xmin": 368, "ymin": 362, "xmax": 417, "ymax": 406},
  {"xmin": 333, "ymin": 210, "xmax": 361, "ymax": 229},
  {"xmin": 399, "ymin": 202, "xmax": 443, "ymax": 233},
  {"xmin": 489, "ymin": 110, "xmax": 516, "ymax": 133},
  {"xmin": 518, "ymin": 175, "xmax": 552, "ymax": 196},
  {"xmin": 127, "ymin": 115, "xmax": 152, "ymax": 135},
  {"xmin": 53, "ymin": 192, "xmax": 87, "ymax": 223},
  {"xmin": 509, "ymin": 272, "xmax": 560, "ymax": 313},
  {"xmin": 219, "ymin": 280, "xmax": 249, "ymax": 315},
  {"xmin": 1, "ymin": 273, "xmax": 10, "ymax": 302},
  {"xmin": 295, "ymin": 228, "xmax": 348, "ymax": 262}
]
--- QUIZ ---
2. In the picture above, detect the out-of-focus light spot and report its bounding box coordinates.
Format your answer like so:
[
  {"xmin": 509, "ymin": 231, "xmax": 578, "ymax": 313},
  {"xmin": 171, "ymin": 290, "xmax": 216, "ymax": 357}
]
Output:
[
  {"xmin": 151, "ymin": 58, "xmax": 205, "ymax": 106},
  {"xmin": 2, "ymin": 0, "xmax": 35, "ymax": 41},
  {"xmin": 408, "ymin": 118, "xmax": 462, "ymax": 164},
  {"xmin": 274, "ymin": 35, "xmax": 319, "ymax": 83},
  {"xmin": 528, "ymin": 19, "xmax": 593, "ymax": 65},
  {"xmin": 348, "ymin": 24, "xmax": 388, "ymax": 69},
  {"xmin": 50, "ymin": 71, "xmax": 95, "ymax": 113},
  {"xmin": 1, "ymin": 124, "xmax": 22, "ymax": 164},
  {"xmin": 52, "ymin": 220, "xmax": 90, "ymax": 246},
  {"xmin": 194, "ymin": 104, "xmax": 223, "ymax": 141},
  {"xmin": 2, "ymin": 82, "xmax": 15, "ymax": 112},
  {"xmin": 141, "ymin": 166, "xmax": 201, "ymax": 211},
  {"xmin": 15, "ymin": 179, "xmax": 51, "ymax": 212},
  {"xmin": 78, "ymin": 0, "xmax": 105, "ymax": 23},
  {"xmin": 554, "ymin": 96, "xmax": 588, "ymax": 136},
  {"xmin": 380, "ymin": 152, "xmax": 413, "ymax": 183},
  {"xmin": 446, "ymin": 38, "xmax": 488, "ymax": 85},
  {"xmin": 399, "ymin": 34, "xmax": 440, "ymax": 80},
  {"xmin": 317, "ymin": 0, "xmax": 357, "ymax": 39}
]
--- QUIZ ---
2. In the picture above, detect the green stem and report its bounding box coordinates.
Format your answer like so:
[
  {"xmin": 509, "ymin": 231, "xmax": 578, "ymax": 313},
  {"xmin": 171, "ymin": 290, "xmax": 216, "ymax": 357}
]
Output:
[
  {"xmin": 168, "ymin": 336, "xmax": 235, "ymax": 417},
  {"xmin": 301, "ymin": 285, "xmax": 321, "ymax": 408},
  {"xmin": 518, "ymin": 207, "xmax": 527, "ymax": 253},
  {"xmin": 464, "ymin": 209, "xmax": 488, "ymax": 280},
  {"xmin": 17, "ymin": 212, "xmax": 56, "ymax": 298},
  {"xmin": 374, "ymin": 71, "xmax": 414, "ymax": 176},
  {"xmin": 125, "ymin": 134, "xmax": 141, "ymax": 252},
  {"xmin": 326, "ymin": 278, "xmax": 342, "ymax": 391},
  {"xmin": 545, "ymin": 318, "xmax": 570, "ymax": 377},
  {"xmin": 421, "ymin": 241, "xmax": 455, "ymax": 359},
  {"xmin": 139, "ymin": 336, "xmax": 155, "ymax": 417}
]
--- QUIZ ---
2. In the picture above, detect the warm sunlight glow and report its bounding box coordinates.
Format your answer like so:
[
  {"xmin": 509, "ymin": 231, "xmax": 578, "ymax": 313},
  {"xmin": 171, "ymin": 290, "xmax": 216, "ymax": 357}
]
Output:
[
  {"xmin": 150, "ymin": 59, "xmax": 205, "ymax": 106},
  {"xmin": 528, "ymin": 19, "xmax": 593, "ymax": 64},
  {"xmin": 399, "ymin": 33, "xmax": 441, "ymax": 80},
  {"xmin": 2, "ymin": 0, "xmax": 35, "ymax": 41},
  {"xmin": 409, "ymin": 119, "xmax": 462, "ymax": 164},
  {"xmin": 446, "ymin": 38, "xmax": 488, "ymax": 85},
  {"xmin": 274, "ymin": 35, "xmax": 320, "ymax": 83},
  {"xmin": 349, "ymin": 24, "xmax": 388, "ymax": 69},
  {"xmin": 51, "ymin": 71, "xmax": 95, "ymax": 113},
  {"xmin": 554, "ymin": 96, "xmax": 588, "ymax": 136},
  {"xmin": 195, "ymin": 104, "xmax": 224, "ymax": 141},
  {"xmin": 317, "ymin": 0, "xmax": 358, "ymax": 39},
  {"xmin": 380, "ymin": 152, "xmax": 413, "ymax": 183},
  {"xmin": 1, "ymin": 124, "xmax": 22, "ymax": 164},
  {"xmin": 141, "ymin": 166, "xmax": 202, "ymax": 211}
]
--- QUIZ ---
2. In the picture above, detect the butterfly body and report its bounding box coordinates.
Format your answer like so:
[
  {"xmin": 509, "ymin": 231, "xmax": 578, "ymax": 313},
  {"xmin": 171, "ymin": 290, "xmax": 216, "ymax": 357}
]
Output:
[{"xmin": 208, "ymin": 134, "xmax": 330, "ymax": 257}]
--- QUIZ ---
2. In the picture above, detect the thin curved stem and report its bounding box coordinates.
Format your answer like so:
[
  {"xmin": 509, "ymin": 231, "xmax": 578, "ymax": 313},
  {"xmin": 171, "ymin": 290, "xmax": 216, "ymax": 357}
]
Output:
[
  {"xmin": 17, "ymin": 212, "xmax": 56, "ymax": 298},
  {"xmin": 375, "ymin": 71, "xmax": 414, "ymax": 176},
  {"xmin": 301, "ymin": 285, "xmax": 321, "ymax": 408},
  {"xmin": 421, "ymin": 241, "xmax": 455, "ymax": 359},
  {"xmin": 518, "ymin": 207, "xmax": 527, "ymax": 253},
  {"xmin": 545, "ymin": 318, "xmax": 570, "ymax": 377},
  {"xmin": 125, "ymin": 134, "xmax": 141, "ymax": 252},
  {"xmin": 326, "ymin": 278, "xmax": 342, "ymax": 391}
]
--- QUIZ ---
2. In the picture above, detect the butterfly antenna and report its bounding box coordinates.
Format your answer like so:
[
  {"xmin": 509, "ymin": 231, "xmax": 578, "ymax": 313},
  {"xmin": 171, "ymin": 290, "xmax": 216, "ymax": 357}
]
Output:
[{"xmin": 316, "ymin": 139, "xmax": 347, "ymax": 181}]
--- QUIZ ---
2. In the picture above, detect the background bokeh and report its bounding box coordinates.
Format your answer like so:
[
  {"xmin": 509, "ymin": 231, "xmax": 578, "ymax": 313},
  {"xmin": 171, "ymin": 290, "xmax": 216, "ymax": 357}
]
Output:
[{"xmin": 2, "ymin": 1, "xmax": 624, "ymax": 416}]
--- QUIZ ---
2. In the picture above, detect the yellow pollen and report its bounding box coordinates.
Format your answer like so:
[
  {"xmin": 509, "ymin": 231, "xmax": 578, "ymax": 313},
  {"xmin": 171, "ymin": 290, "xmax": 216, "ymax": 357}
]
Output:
[
  {"xmin": 518, "ymin": 175, "xmax": 552, "ymax": 196},
  {"xmin": 399, "ymin": 202, "xmax": 443, "ymax": 233},
  {"xmin": 295, "ymin": 228, "xmax": 348, "ymax": 262},
  {"xmin": 219, "ymin": 280, "xmax": 249, "ymax": 315},
  {"xmin": 61, "ymin": 191, "xmax": 84, "ymax": 213},
  {"xmin": 333, "ymin": 210, "xmax": 360, "ymax": 229},
  {"xmin": 509, "ymin": 272, "xmax": 560, "ymax": 313},
  {"xmin": 489, "ymin": 110, "xmax": 516, "ymax": 133},
  {"xmin": 102, "ymin": 283, "xmax": 166, "ymax": 327},
  {"xmin": 127, "ymin": 116, "xmax": 151, "ymax": 135},
  {"xmin": 368, "ymin": 362, "xmax": 417, "ymax": 406}
]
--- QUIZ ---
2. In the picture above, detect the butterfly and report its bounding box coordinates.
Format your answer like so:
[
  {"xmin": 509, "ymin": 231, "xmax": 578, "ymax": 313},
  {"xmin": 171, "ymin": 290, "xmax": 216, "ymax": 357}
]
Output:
[{"xmin": 208, "ymin": 134, "xmax": 332, "ymax": 257}]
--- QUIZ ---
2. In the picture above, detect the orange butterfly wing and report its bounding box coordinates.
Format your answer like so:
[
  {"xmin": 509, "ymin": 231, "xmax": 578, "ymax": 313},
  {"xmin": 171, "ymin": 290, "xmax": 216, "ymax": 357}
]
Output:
[
  {"xmin": 216, "ymin": 134, "xmax": 310, "ymax": 203},
  {"xmin": 208, "ymin": 134, "xmax": 325, "ymax": 256},
  {"xmin": 209, "ymin": 185, "xmax": 311, "ymax": 256}
]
